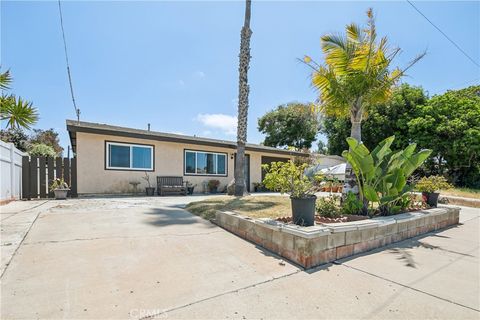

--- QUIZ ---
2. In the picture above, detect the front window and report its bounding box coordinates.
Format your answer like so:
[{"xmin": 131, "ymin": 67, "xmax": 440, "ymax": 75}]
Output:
[
  {"xmin": 106, "ymin": 142, "xmax": 153, "ymax": 170},
  {"xmin": 184, "ymin": 150, "xmax": 227, "ymax": 176}
]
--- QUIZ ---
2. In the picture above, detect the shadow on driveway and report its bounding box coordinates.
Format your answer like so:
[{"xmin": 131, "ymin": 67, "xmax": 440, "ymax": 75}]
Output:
[{"xmin": 143, "ymin": 205, "xmax": 217, "ymax": 228}]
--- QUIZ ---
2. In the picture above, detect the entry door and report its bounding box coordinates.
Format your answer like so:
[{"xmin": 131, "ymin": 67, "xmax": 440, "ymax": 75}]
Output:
[{"xmin": 234, "ymin": 154, "xmax": 250, "ymax": 192}]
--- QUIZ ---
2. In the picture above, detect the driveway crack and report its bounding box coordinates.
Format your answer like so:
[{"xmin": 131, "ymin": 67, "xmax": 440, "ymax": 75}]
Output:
[
  {"xmin": 22, "ymin": 230, "xmax": 224, "ymax": 245},
  {"xmin": 0, "ymin": 205, "xmax": 47, "ymax": 279},
  {"xmin": 340, "ymin": 263, "xmax": 480, "ymax": 313},
  {"xmin": 139, "ymin": 268, "xmax": 303, "ymax": 320}
]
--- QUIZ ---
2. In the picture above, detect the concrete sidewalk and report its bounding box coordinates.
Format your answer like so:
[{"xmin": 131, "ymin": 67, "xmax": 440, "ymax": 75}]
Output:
[{"xmin": 0, "ymin": 197, "xmax": 478, "ymax": 319}]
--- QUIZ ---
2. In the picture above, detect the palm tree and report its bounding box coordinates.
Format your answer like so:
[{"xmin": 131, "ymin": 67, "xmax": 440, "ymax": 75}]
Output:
[
  {"xmin": 234, "ymin": 0, "xmax": 252, "ymax": 196},
  {"xmin": 0, "ymin": 69, "xmax": 39, "ymax": 130},
  {"xmin": 304, "ymin": 8, "xmax": 424, "ymax": 195}
]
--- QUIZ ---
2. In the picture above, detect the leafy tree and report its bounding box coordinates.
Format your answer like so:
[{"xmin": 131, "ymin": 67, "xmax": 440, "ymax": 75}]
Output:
[
  {"xmin": 322, "ymin": 85, "xmax": 480, "ymax": 188},
  {"xmin": 303, "ymin": 8, "xmax": 424, "ymax": 194},
  {"xmin": 0, "ymin": 69, "xmax": 39, "ymax": 130},
  {"xmin": 29, "ymin": 129, "xmax": 63, "ymax": 156},
  {"xmin": 258, "ymin": 103, "xmax": 319, "ymax": 149},
  {"xmin": 322, "ymin": 84, "xmax": 428, "ymax": 154},
  {"xmin": 0, "ymin": 127, "xmax": 29, "ymax": 151},
  {"xmin": 28, "ymin": 143, "xmax": 57, "ymax": 157},
  {"xmin": 234, "ymin": 0, "xmax": 252, "ymax": 196},
  {"xmin": 408, "ymin": 86, "xmax": 480, "ymax": 187},
  {"xmin": 322, "ymin": 116, "xmax": 350, "ymax": 155}
]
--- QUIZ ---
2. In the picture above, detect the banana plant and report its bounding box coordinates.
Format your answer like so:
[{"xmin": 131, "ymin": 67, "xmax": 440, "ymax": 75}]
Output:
[{"xmin": 342, "ymin": 136, "xmax": 432, "ymax": 215}]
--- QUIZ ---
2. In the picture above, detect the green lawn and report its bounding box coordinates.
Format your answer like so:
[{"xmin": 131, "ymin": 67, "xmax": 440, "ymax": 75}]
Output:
[
  {"xmin": 185, "ymin": 195, "xmax": 291, "ymax": 220},
  {"xmin": 440, "ymin": 188, "xmax": 480, "ymax": 199}
]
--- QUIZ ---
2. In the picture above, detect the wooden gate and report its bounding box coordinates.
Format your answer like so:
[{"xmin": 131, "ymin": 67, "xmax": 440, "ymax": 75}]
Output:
[{"xmin": 21, "ymin": 156, "xmax": 77, "ymax": 199}]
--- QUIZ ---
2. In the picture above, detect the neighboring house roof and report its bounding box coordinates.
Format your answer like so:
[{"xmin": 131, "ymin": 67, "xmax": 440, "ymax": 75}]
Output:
[
  {"xmin": 312, "ymin": 154, "xmax": 345, "ymax": 162},
  {"xmin": 66, "ymin": 120, "xmax": 308, "ymax": 157}
]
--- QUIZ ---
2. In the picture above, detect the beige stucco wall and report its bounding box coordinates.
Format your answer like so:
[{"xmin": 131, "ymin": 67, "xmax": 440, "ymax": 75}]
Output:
[{"xmin": 76, "ymin": 132, "xmax": 293, "ymax": 195}]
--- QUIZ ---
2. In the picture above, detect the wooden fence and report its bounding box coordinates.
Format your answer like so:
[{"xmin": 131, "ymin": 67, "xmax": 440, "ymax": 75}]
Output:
[{"xmin": 21, "ymin": 156, "xmax": 77, "ymax": 199}]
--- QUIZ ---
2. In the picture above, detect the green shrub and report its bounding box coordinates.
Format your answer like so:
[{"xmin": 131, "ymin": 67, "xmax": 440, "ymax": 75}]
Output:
[
  {"xmin": 416, "ymin": 175, "xmax": 453, "ymax": 193},
  {"xmin": 28, "ymin": 143, "xmax": 56, "ymax": 157},
  {"xmin": 316, "ymin": 196, "xmax": 341, "ymax": 218},
  {"xmin": 342, "ymin": 192, "xmax": 363, "ymax": 215},
  {"xmin": 342, "ymin": 135, "xmax": 432, "ymax": 215},
  {"xmin": 262, "ymin": 161, "xmax": 315, "ymax": 198}
]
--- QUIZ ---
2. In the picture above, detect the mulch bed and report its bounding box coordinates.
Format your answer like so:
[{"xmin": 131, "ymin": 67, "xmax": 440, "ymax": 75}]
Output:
[{"xmin": 276, "ymin": 215, "xmax": 369, "ymax": 224}]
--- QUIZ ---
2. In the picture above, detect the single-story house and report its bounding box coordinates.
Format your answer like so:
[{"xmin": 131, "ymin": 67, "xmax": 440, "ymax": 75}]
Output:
[{"xmin": 66, "ymin": 120, "xmax": 309, "ymax": 195}]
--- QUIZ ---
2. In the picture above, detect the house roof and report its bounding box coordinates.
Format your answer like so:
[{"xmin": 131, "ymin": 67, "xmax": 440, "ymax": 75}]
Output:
[{"xmin": 66, "ymin": 120, "xmax": 309, "ymax": 157}]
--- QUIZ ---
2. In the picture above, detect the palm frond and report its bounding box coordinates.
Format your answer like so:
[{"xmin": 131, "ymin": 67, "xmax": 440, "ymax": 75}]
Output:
[
  {"xmin": 306, "ymin": 8, "xmax": 424, "ymax": 121},
  {"xmin": 346, "ymin": 23, "xmax": 363, "ymax": 43},
  {"xmin": 0, "ymin": 70, "xmax": 12, "ymax": 90},
  {"xmin": 0, "ymin": 95, "xmax": 39, "ymax": 129}
]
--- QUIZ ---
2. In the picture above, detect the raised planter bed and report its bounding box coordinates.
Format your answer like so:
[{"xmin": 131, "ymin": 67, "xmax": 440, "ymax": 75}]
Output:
[{"xmin": 214, "ymin": 207, "xmax": 460, "ymax": 269}]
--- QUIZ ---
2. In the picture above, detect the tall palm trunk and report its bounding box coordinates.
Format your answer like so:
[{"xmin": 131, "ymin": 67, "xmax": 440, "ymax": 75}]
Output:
[
  {"xmin": 234, "ymin": 0, "xmax": 252, "ymax": 197},
  {"xmin": 343, "ymin": 102, "xmax": 363, "ymax": 205}
]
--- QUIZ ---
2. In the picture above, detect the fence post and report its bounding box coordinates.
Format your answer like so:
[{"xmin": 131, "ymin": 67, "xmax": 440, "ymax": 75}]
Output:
[
  {"xmin": 22, "ymin": 156, "xmax": 30, "ymax": 200},
  {"xmin": 47, "ymin": 157, "xmax": 54, "ymax": 198},
  {"xmin": 39, "ymin": 157, "xmax": 47, "ymax": 198},
  {"xmin": 71, "ymin": 157, "xmax": 77, "ymax": 197},
  {"xmin": 30, "ymin": 156, "xmax": 38, "ymax": 199},
  {"xmin": 9, "ymin": 143, "xmax": 14, "ymax": 200}
]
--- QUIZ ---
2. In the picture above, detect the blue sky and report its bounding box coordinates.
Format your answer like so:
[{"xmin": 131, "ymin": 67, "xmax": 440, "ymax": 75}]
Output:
[{"xmin": 2, "ymin": 1, "xmax": 479, "ymax": 154}]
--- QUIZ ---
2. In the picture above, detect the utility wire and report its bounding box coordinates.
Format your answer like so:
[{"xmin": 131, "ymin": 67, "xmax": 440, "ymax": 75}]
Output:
[
  {"xmin": 58, "ymin": 0, "xmax": 80, "ymax": 121},
  {"xmin": 406, "ymin": 0, "xmax": 480, "ymax": 68}
]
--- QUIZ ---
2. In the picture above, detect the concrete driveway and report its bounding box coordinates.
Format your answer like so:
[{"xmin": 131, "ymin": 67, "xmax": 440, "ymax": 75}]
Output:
[{"xmin": 1, "ymin": 196, "xmax": 479, "ymax": 319}]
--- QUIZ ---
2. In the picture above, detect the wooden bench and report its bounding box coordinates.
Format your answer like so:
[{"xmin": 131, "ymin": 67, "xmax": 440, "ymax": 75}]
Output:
[{"xmin": 157, "ymin": 176, "xmax": 187, "ymax": 196}]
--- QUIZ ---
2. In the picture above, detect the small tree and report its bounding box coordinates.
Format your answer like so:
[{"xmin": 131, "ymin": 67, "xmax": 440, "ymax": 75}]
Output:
[
  {"xmin": 29, "ymin": 129, "xmax": 64, "ymax": 156},
  {"xmin": 303, "ymin": 8, "xmax": 424, "ymax": 196},
  {"xmin": 262, "ymin": 161, "xmax": 315, "ymax": 198},
  {"xmin": 28, "ymin": 143, "xmax": 56, "ymax": 157}
]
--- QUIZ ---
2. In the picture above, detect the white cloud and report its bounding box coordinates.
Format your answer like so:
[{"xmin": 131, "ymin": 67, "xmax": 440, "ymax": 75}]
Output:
[
  {"xmin": 193, "ymin": 71, "xmax": 206, "ymax": 79},
  {"xmin": 196, "ymin": 113, "xmax": 237, "ymax": 135}
]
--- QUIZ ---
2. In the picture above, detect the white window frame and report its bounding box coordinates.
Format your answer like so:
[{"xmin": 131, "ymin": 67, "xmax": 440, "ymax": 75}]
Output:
[
  {"xmin": 106, "ymin": 141, "xmax": 154, "ymax": 171},
  {"xmin": 184, "ymin": 150, "xmax": 227, "ymax": 176}
]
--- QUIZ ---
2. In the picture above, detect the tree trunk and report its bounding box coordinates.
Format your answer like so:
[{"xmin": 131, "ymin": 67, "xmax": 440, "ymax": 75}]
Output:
[
  {"xmin": 342, "ymin": 104, "xmax": 363, "ymax": 209},
  {"xmin": 234, "ymin": 0, "xmax": 252, "ymax": 197}
]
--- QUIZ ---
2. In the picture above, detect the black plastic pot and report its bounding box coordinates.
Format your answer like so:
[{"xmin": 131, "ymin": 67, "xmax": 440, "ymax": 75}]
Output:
[
  {"xmin": 422, "ymin": 192, "xmax": 440, "ymax": 207},
  {"xmin": 145, "ymin": 187, "xmax": 155, "ymax": 196},
  {"xmin": 187, "ymin": 186, "xmax": 195, "ymax": 195},
  {"xmin": 290, "ymin": 195, "xmax": 317, "ymax": 226}
]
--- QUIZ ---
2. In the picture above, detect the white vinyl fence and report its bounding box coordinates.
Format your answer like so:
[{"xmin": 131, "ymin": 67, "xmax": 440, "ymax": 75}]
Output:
[{"xmin": 0, "ymin": 140, "xmax": 26, "ymax": 201}]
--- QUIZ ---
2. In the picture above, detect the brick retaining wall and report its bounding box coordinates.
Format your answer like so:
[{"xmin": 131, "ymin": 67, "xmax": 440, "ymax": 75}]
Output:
[{"xmin": 214, "ymin": 207, "xmax": 460, "ymax": 269}]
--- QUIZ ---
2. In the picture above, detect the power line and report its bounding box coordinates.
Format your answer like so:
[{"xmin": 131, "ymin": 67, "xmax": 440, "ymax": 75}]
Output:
[
  {"xmin": 406, "ymin": 0, "xmax": 480, "ymax": 69},
  {"xmin": 58, "ymin": 0, "xmax": 80, "ymax": 121}
]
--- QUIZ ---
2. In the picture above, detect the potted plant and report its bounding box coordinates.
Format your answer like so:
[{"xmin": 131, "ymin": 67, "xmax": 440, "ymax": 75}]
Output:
[
  {"xmin": 322, "ymin": 175, "xmax": 335, "ymax": 192},
  {"xmin": 50, "ymin": 178, "xmax": 70, "ymax": 200},
  {"xmin": 186, "ymin": 181, "xmax": 196, "ymax": 195},
  {"xmin": 253, "ymin": 182, "xmax": 264, "ymax": 192},
  {"xmin": 208, "ymin": 179, "xmax": 220, "ymax": 193},
  {"xmin": 141, "ymin": 172, "xmax": 155, "ymax": 196},
  {"xmin": 262, "ymin": 161, "xmax": 316, "ymax": 226},
  {"xmin": 416, "ymin": 175, "xmax": 453, "ymax": 207},
  {"xmin": 331, "ymin": 178, "xmax": 340, "ymax": 193}
]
